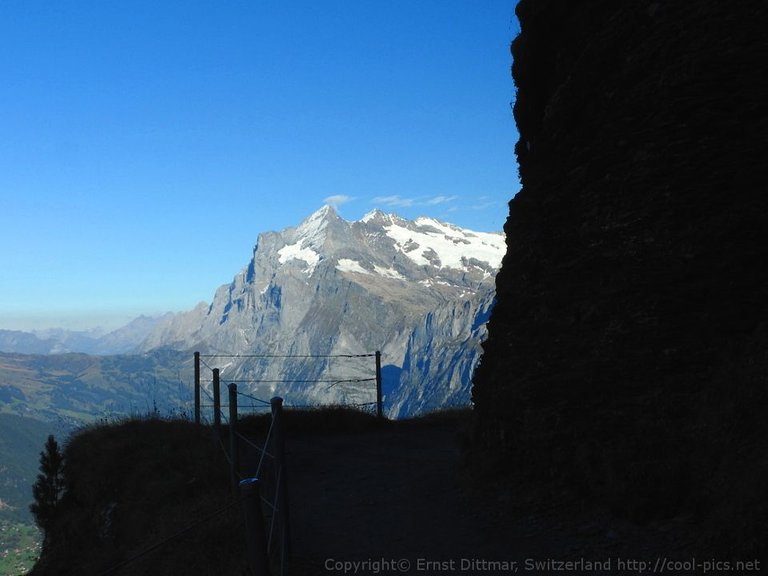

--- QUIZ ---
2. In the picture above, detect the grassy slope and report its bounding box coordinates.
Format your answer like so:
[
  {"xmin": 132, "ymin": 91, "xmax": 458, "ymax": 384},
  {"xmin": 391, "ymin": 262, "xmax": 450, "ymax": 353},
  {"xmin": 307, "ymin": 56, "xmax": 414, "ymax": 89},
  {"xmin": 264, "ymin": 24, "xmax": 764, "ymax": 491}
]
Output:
[{"xmin": 32, "ymin": 416, "xmax": 253, "ymax": 575}]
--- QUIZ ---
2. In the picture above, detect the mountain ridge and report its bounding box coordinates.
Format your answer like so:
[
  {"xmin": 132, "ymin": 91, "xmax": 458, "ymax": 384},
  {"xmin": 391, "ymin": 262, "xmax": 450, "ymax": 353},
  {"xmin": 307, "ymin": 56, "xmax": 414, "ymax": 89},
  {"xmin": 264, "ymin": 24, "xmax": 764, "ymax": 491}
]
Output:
[
  {"xmin": 139, "ymin": 206, "xmax": 505, "ymax": 416},
  {"xmin": 0, "ymin": 315, "xmax": 171, "ymax": 356}
]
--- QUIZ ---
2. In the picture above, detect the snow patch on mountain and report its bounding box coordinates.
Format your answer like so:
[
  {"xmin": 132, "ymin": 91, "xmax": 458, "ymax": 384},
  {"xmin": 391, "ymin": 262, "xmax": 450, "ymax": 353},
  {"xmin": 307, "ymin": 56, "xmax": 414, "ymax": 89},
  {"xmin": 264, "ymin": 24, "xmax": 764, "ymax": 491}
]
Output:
[
  {"xmin": 336, "ymin": 259, "xmax": 370, "ymax": 275},
  {"xmin": 382, "ymin": 216, "xmax": 504, "ymax": 272},
  {"xmin": 372, "ymin": 265, "xmax": 406, "ymax": 280},
  {"xmin": 277, "ymin": 243, "xmax": 321, "ymax": 272},
  {"xmin": 360, "ymin": 208, "xmax": 386, "ymax": 223}
]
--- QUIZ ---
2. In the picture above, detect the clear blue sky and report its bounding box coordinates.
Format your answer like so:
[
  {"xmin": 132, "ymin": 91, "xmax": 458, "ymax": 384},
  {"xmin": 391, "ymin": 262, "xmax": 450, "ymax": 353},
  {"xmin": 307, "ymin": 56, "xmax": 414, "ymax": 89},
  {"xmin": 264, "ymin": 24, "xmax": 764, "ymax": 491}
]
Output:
[{"xmin": 0, "ymin": 1, "xmax": 520, "ymax": 331}]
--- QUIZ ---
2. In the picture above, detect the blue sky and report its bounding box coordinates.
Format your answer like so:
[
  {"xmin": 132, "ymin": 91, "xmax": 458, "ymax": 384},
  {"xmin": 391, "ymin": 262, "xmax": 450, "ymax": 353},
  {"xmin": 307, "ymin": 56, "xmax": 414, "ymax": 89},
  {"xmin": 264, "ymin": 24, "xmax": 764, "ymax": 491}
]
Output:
[{"xmin": 0, "ymin": 1, "xmax": 520, "ymax": 331}]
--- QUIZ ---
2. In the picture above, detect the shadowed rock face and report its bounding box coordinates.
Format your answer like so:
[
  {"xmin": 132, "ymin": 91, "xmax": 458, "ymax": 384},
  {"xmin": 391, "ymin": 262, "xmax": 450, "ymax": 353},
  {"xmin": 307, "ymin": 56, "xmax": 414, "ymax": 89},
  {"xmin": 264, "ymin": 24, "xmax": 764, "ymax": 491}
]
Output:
[{"xmin": 472, "ymin": 0, "xmax": 767, "ymax": 550}]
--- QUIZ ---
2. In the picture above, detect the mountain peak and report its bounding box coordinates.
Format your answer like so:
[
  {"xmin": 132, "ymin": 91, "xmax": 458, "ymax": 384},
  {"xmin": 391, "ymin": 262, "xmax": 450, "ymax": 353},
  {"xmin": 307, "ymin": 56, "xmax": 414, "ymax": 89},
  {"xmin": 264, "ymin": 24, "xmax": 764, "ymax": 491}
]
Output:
[
  {"xmin": 360, "ymin": 208, "xmax": 388, "ymax": 223},
  {"xmin": 359, "ymin": 208, "xmax": 408, "ymax": 226},
  {"xmin": 308, "ymin": 204, "xmax": 338, "ymax": 221},
  {"xmin": 274, "ymin": 205, "xmax": 345, "ymax": 275},
  {"xmin": 295, "ymin": 204, "xmax": 339, "ymax": 237}
]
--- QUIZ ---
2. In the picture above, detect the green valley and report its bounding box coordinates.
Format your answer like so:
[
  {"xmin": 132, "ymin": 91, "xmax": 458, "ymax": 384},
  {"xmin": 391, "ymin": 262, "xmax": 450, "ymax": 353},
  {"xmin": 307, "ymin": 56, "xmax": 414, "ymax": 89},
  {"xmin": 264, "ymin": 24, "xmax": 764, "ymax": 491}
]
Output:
[{"xmin": 0, "ymin": 349, "xmax": 193, "ymax": 563}]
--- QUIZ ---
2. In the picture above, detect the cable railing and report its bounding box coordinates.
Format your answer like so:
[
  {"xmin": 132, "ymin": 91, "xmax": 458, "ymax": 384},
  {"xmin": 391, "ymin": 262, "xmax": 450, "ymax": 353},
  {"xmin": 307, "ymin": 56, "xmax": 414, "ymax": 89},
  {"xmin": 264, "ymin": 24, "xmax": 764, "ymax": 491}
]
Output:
[
  {"xmin": 203, "ymin": 379, "xmax": 289, "ymax": 575},
  {"xmin": 83, "ymin": 368, "xmax": 299, "ymax": 576},
  {"xmin": 193, "ymin": 350, "xmax": 385, "ymax": 421},
  {"xmin": 230, "ymin": 391, "xmax": 290, "ymax": 576},
  {"xmin": 192, "ymin": 349, "xmax": 386, "ymax": 575}
]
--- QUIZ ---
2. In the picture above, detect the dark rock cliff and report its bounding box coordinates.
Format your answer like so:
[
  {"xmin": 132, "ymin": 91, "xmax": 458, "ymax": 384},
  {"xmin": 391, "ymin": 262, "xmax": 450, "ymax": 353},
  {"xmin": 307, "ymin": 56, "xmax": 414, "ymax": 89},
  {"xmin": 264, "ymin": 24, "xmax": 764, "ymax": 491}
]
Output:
[{"xmin": 473, "ymin": 0, "xmax": 767, "ymax": 555}]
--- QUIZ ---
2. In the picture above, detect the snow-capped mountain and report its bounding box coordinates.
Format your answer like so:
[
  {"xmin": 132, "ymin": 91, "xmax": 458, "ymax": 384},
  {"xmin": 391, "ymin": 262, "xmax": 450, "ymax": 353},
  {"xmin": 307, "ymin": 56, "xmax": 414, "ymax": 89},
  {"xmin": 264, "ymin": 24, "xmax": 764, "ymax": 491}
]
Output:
[{"xmin": 141, "ymin": 205, "xmax": 505, "ymax": 416}]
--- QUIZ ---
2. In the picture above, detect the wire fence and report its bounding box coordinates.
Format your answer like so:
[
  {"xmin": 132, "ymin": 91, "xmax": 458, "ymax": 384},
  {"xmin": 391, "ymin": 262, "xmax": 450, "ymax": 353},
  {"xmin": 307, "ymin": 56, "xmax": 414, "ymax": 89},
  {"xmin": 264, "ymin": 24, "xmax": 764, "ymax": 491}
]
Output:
[
  {"xmin": 195, "ymin": 369, "xmax": 289, "ymax": 575},
  {"xmin": 88, "ymin": 391, "xmax": 277, "ymax": 575},
  {"xmin": 189, "ymin": 349, "xmax": 385, "ymax": 574},
  {"xmin": 226, "ymin": 388, "xmax": 290, "ymax": 575},
  {"xmin": 74, "ymin": 348, "xmax": 385, "ymax": 576},
  {"xmin": 88, "ymin": 394, "xmax": 286, "ymax": 576},
  {"xmin": 194, "ymin": 350, "xmax": 384, "ymax": 422}
]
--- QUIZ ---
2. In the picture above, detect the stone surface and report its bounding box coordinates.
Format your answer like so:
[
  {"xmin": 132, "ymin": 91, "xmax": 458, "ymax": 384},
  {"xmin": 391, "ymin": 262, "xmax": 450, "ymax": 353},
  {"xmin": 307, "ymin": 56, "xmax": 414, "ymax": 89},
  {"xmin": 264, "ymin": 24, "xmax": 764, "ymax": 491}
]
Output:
[{"xmin": 472, "ymin": 0, "xmax": 767, "ymax": 555}]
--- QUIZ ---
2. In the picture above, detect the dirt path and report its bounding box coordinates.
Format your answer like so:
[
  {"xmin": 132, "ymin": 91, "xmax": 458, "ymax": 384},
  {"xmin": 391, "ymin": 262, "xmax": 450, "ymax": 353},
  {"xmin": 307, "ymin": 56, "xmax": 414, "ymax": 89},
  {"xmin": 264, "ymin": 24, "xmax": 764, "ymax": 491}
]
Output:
[{"xmin": 284, "ymin": 420, "xmax": 698, "ymax": 576}]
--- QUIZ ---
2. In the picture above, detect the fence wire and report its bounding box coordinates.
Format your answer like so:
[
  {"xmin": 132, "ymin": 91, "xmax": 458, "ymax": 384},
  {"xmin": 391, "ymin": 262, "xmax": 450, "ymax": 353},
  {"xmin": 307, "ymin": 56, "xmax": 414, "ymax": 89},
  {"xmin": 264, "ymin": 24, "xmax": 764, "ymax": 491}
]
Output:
[
  {"xmin": 200, "ymin": 352, "xmax": 376, "ymax": 358},
  {"xmin": 193, "ymin": 349, "xmax": 382, "ymax": 575},
  {"xmin": 197, "ymin": 350, "xmax": 380, "ymax": 417},
  {"xmin": 230, "ymin": 402, "xmax": 287, "ymax": 575}
]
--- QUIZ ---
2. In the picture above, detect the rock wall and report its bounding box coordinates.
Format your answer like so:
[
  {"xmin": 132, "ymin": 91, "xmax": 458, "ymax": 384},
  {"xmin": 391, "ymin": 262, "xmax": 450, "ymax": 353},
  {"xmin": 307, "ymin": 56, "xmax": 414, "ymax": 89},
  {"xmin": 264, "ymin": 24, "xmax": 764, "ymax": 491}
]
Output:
[{"xmin": 472, "ymin": 0, "xmax": 767, "ymax": 553}]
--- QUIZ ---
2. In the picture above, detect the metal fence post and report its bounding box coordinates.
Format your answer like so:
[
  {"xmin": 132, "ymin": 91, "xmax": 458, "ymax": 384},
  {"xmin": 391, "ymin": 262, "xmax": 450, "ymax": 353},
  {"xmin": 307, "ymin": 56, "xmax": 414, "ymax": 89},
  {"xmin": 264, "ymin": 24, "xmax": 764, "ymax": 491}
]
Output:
[
  {"xmin": 375, "ymin": 350, "xmax": 383, "ymax": 419},
  {"xmin": 240, "ymin": 478, "xmax": 271, "ymax": 576},
  {"xmin": 212, "ymin": 368, "xmax": 221, "ymax": 432},
  {"xmin": 271, "ymin": 396, "xmax": 291, "ymax": 560},
  {"xmin": 229, "ymin": 383, "xmax": 239, "ymax": 494},
  {"xmin": 194, "ymin": 351, "xmax": 201, "ymax": 425}
]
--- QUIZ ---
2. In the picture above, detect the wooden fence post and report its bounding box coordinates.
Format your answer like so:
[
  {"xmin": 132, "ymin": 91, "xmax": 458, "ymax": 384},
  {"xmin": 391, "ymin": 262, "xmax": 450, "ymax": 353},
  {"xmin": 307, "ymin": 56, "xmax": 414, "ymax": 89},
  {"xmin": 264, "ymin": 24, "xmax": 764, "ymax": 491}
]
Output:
[
  {"xmin": 229, "ymin": 383, "xmax": 239, "ymax": 494},
  {"xmin": 212, "ymin": 368, "xmax": 221, "ymax": 433},
  {"xmin": 271, "ymin": 396, "xmax": 291, "ymax": 560},
  {"xmin": 194, "ymin": 351, "xmax": 201, "ymax": 425},
  {"xmin": 239, "ymin": 478, "xmax": 271, "ymax": 576},
  {"xmin": 375, "ymin": 350, "xmax": 383, "ymax": 419}
]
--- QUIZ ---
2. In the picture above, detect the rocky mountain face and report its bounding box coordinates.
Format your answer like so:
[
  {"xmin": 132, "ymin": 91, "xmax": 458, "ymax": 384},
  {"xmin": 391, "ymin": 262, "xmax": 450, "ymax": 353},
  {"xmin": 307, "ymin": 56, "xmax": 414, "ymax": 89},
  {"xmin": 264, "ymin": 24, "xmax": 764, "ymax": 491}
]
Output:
[
  {"xmin": 142, "ymin": 206, "xmax": 504, "ymax": 416},
  {"xmin": 472, "ymin": 0, "xmax": 767, "ymax": 556},
  {"xmin": 388, "ymin": 288, "xmax": 495, "ymax": 419}
]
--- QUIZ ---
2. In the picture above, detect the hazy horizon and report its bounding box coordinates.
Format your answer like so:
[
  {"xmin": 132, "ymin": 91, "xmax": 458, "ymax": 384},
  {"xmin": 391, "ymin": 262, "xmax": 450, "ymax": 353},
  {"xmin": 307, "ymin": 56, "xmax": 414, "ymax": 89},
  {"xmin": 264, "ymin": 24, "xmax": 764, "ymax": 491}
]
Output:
[{"xmin": 0, "ymin": 309, "xmax": 174, "ymax": 333}]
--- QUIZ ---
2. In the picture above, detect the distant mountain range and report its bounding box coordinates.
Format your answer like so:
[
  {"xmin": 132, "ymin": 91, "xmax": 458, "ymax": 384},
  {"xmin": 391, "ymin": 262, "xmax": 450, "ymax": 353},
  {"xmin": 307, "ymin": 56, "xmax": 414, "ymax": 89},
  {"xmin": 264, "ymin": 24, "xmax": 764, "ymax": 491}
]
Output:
[{"xmin": 0, "ymin": 315, "xmax": 170, "ymax": 355}]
